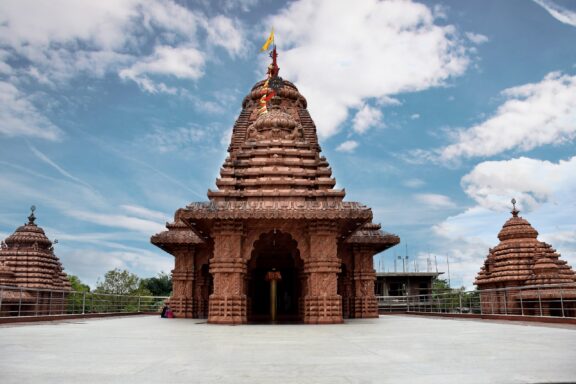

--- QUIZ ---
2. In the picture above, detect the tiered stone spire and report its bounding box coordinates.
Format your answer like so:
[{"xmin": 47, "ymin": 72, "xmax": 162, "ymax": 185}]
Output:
[
  {"xmin": 475, "ymin": 199, "xmax": 576, "ymax": 288},
  {"xmin": 209, "ymin": 82, "xmax": 343, "ymax": 202},
  {"xmin": 0, "ymin": 206, "xmax": 71, "ymax": 290}
]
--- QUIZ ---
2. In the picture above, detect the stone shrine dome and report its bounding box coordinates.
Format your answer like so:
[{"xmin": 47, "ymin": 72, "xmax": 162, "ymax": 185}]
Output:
[
  {"xmin": 0, "ymin": 207, "xmax": 71, "ymax": 291},
  {"xmin": 475, "ymin": 200, "xmax": 576, "ymax": 288}
]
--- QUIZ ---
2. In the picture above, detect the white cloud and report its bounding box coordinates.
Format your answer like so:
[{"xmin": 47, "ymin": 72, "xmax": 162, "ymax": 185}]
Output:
[
  {"xmin": 65, "ymin": 209, "xmax": 166, "ymax": 235},
  {"xmin": 465, "ymin": 32, "xmax": 489, "ymax": 44},
  {"xmin": 0, "ymin": 0, "xmax": 245, "ymax": 87},
  {"xmin": 533, "ymin": 0, "xmax": 576, "ymax": 27},
  {"xmin": 461, "ymin": 156, "xmax": 576, "ymax": 212},
  {"xmin": 119, "ymin": 46, "xmax": 206, "ymax": 93},
  {"xmin": 352, "ymin": 105, "xmax": 383, "ymax": 134},
  {"xmin": 403, "ymin": 178, "xmax": 425, "ymax": 188},
  {"xmin": 120, "ymin": 205, "xmax": 170, "ymax": 222},
  {"xmin": 29, "ymin": 145, "xmax": 94, "ymax": 190},
  {"xmin": 336, "ymin": 140, "xmax": 359, "ymax": 153},
  {"xmin": 201, "ymin": 15, "xmax": 245, "ymax": 57},
  {"xmin": 0, "ymin": 81, "xmax": 63, "ymax": 141},
  {"xmin": 436, "ymin": 72, "xmax": 576, "ymax": 162},
  {"xmin": 268, "ymin": 0, "xmax": 471, "ymax": 138},
  {"xmin": 143, "ymin": 124, "xmax": 216, "ymax": 153},
  {"xmin": 410, "ymin": 113, "xmax": 420, "ymax": 120},
  {"xmin": 414, "ymin": 193, "xmax": 456, "ymax": 209},
  {"xmin": 432, "ymin": 156, "xmax": 576, "ymax": 289}
]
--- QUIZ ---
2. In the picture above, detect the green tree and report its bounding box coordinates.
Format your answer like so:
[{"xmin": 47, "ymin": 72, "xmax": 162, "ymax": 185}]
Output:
[
  {"xmin": 68, "ymin": 275, "xmax": 90, "ymax": 292},
  {"xmin": 139, "ymin": 272, "xmax": 172, "ymax": 296},
  {"xmin": 95, "ymin": 268, "xmax": 151, "ymax": 296}
]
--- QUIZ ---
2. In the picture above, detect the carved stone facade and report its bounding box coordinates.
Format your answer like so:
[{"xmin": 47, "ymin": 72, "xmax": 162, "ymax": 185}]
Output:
[
  {"xmin": 475, "ymin": 201, "xmax": 576, "ymax": 316},
  {"xmin": 0, "ymin": 208, "xmax": 71, "ymax": 316},
  {"xmin": 152, "ymin": 58, "xmax": 399, "ymax": 324}
]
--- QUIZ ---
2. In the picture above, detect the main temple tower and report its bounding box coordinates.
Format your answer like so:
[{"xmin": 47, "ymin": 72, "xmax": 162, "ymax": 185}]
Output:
[{"xmin": 152, "ymin": 48, "xmax": 399, "ymax": 324}]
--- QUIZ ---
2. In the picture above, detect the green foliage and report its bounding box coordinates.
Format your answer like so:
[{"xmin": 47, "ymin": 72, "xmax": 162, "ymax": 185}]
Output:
[
  {"xmin": 94, "ymin": 268, "xmax": 151, "ymax": 296},
  {"xmin": 139, "ymin": 272, "xmax": 172, "ymax": 296},
  {"xmin": 67, "ymin": 275, "xmax": 90, "ymax": 292}
]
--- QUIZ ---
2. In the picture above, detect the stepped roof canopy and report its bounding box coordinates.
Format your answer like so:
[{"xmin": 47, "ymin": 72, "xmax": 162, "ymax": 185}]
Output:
[
  {"xmin": 0, "ymin": 206, "xmax": 71, "ymax": 291},
  {"xmin": 475, "ymin": 199, "xmax": 576, "ymax": 288}
]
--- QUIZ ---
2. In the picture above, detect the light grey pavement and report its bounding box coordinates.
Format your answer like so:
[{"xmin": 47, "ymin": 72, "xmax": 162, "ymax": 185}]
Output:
[{"xmin": 1, "ymin": 315, "xmax": 575, "ymax": 384}]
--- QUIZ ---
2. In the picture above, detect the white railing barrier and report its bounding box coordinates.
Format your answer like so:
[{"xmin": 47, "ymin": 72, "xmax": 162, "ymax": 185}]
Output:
[
  {"xmin": 0, "ymin": 285, "xmax": 168, "ymax": 318},
  {"xmin": 376, "ymin": 283, "xmax": 576, "ymax": 319}
]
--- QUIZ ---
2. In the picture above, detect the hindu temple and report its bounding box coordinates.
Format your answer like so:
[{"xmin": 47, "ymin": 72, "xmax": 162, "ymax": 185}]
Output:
[
  {"xmin": 475, "ymin": 199, "xmax": 576, "ymax": 316},
  {"xmin": 0, "ymin": 207, "xmax": 71, "ymax": 316},
  {"xmin": 152, "ymin": 48, "xmax": 400, "ymax": 324}
]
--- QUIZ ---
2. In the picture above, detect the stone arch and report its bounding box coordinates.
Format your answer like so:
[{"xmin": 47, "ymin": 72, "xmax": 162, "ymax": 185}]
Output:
[{"xmin": 246, "ymin": 230, "xmax": 304, "ymax": 322}]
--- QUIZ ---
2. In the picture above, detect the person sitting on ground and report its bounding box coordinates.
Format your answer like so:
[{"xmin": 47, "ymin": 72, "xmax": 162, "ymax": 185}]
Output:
[
  {"xmin": 165, "ymin": 305, "xmax": 174, "ymax": 318},
  {"xmin": 160, "ymin": 304, "xmax": 169, "ymax": 318}
]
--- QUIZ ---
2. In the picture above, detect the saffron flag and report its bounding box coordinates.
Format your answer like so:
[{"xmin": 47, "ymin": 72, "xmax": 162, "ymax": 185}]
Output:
[{"xmin": 260, "ymin": 28, "xmax": 274, "ymax": 52}]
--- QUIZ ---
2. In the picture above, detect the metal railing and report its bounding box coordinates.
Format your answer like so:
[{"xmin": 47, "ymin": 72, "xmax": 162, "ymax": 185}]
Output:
[
  {"xmin": 377, "ymin": 283, "xmax": 576, "ymax": 319},
  {"xmin": 0, "ymin": 285, "xmax": 169, "ymax": 318}
]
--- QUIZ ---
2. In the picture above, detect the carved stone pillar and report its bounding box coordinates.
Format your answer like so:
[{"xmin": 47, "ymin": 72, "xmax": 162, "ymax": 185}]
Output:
[
  {"xmin": 170, "ymin": 247, "xmax": 195, "ymax": 318},
  {"xmin": 208, "ymin": 221, "xmax": 247, "ymax": 324},
  {"xmin": 351, "ymin": 246, "xmax": 378, "ymax": 318},
  {"xmin": 304, "ymin": 221, "xmax": 342, "ymax": 324}
]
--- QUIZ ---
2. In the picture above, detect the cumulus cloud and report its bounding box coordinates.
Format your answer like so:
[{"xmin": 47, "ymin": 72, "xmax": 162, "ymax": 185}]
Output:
[
  {"xmin": 0, "ymin": 0, "xmax": 247, "ymax": 139},
  {"xmin": 0, "ymin": 81, "xmax": 63, "ymax": 140},
  {"xmin": 119, "ymin": 46, "xmax": 206, "ymax": 93},
  {"xmin": 461, "ymin": 156, "xmax": 576, "ymax": 212},
  {"xmin": 268, "ymin": 0, "xmax": 471, "ymax": 138},
  {"xmin": 433, "ymin": 156, "xmax": 576, "ymax": 288},
  {"xmin": 414, "ymin": 193, "xmax": 457, "ymax": 209},
  {"xmin": 436, "ymin": 72, "xmax": 576, "ymax": 163},
  {"xmin": 533, "ymin": 0, "xmax": 576, "ymax": 27},
  {"xmin": 336, "ymin": 140, "xmax": 359, "ymax": 153},
  {"xmin": 352, "ymin": 105, "xmax": 383, "ymax": 134}
]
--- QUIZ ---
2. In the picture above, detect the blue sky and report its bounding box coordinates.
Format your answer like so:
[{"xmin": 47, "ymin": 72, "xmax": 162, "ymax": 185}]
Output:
[{"xmin": 1, "ymin": 0, "xmax": 575, "ymax": 289}]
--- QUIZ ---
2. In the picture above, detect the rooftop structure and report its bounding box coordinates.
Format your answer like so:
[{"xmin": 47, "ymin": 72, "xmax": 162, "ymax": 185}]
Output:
[
  {"xmin": 0, "ymin": 207, "xmax": 71, "ymax": 316},
  {"xmin": 475, "ymin": 199, "xmax": 576, "ymax": 316},
  {"xmin": 152, "ymin": 47, "xmax": 400, "ymax": 324}
]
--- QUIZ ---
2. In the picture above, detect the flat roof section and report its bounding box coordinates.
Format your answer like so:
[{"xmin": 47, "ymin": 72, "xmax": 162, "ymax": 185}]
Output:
[{"xmin": 1, "ymin": 315, "xmax": 575, "ymax": 384}]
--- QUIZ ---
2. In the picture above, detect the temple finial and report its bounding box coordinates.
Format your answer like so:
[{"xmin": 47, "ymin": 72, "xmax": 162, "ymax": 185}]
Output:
[
  {"xmin": 511, "ymin": 198, "xmax": 519, "ymax": 217},
  {"xmin": 28, "ymin": 205, "xmax": 37, "ymax": 224}
]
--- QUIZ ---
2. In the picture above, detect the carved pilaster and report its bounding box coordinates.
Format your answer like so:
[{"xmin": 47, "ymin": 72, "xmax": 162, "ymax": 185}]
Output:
[
  {"xmin": 351, "ymin": 246, "xmax": 378, "ymax": 318},
  {"xmin": 304, "ymin": 221, "xmax": 342, "ymax": 324},
  {"xmin": 208, "ymin": 221, "xmax": 247, "ymax": 324},
  {"xmin": 170, "ymin": 247, "xmax": 195, "ymax": 318}
]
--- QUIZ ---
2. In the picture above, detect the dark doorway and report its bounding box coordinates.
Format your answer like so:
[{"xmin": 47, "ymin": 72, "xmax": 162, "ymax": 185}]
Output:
[{"xmin": 247, "ymin": 230, "xmax": 302, "ymax": 323}]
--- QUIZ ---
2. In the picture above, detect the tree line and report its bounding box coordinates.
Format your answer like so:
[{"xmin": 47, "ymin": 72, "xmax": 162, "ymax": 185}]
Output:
[{"xmin": 68, "ymin": 269, "xmax": 172, "ymax": 297}]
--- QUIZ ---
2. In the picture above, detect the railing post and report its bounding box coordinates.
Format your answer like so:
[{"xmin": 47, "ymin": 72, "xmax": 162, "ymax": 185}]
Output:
[
  {"xmin": 62, "ymin": 291, "xmax": 65, "ymax": 315},
  {"xmin": 503, "ymin": 290, "xmax": 508, "ymax": 315},
  {"xmin": 490, "ymin": 292, "xmax": 495, "ymax": 314},
  {"xmin": 138, "ymin": 296, "xmax": 141, "ymax": 313},
  {"xmin": 48, "ymin": 290, "xmax": 53, "ymax": 316},
  {"xmin": 560, "ymin": 287, "xmax": 565, "ymax": 318},
  {"xmin": 18, "ymin": 288, "xmax": 23, "ymax": 317},
  {"xmin": 0, "ymin": 286, "xmax": 3, "ymax": 313},
  {"xmin": 520, "ymin": 293, "xmax": 524, "ymax": 316},
  {"xmin": 82, "ymin": 292, "xmax": 86, "ymax": 314},
  {"xmin": 537, "ymin": 287, "xmax": 543, "ymax": 316},
  {"xmin": 458, "ymin": 292, "xmax": 463, "ymax": 314}
]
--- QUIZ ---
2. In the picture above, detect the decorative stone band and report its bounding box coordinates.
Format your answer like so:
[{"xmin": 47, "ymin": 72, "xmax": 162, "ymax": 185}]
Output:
[
  {"xmin": 177, "ymin": 201, "xmax": 372, "ymax": 221},
  {"xmin": 209, "ymin": 258, "xmax": 247, "ymax": 274},
  {"xmin": 304, "ymin": 260, "xmax": 341, "ymax": 274},
  {"xmin": 171, "ymin": 270, "xmax": 194, "ymax": 282}
]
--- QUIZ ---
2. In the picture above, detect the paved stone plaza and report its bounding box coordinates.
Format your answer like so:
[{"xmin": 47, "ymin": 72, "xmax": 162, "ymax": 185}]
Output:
[{"xmin": 1, "ymin": 315, "xmax": 575, "ymax": 384}]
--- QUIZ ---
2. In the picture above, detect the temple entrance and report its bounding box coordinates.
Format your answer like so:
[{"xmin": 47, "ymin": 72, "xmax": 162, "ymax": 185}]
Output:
[{"xmin": 247, "ymin": 230, "xmax": 303, "ymax": 323}]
